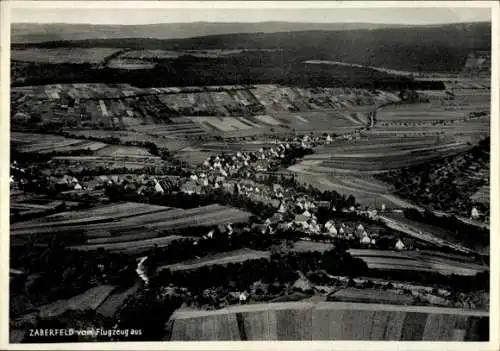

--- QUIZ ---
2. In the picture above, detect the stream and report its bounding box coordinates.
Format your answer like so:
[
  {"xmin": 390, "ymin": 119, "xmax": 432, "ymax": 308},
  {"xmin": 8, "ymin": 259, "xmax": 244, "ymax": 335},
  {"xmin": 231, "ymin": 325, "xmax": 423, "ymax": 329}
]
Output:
[{"xmin": 136, "ymin": 256, "xmax": 149, "ymax": 285}]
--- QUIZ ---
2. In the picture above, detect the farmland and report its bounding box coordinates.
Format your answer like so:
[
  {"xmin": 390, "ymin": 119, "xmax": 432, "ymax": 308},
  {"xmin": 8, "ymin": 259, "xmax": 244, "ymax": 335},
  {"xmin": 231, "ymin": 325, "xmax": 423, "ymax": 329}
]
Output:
[
  {"xmin": 11, "ymin": 84, "xmax": 393, "ymax": 132},
  {"xmin": 291, "ymin": 241, "xmax": 334, "ymax": 253},
  {"xmin": 38, "ymin": 285, "xmax": 116, "ymax": 319},
  {"xmin": 291, "ymin": 170, "xmax": 417, "ymax": 210},
  {"xmin": 11, "ymin": 202, "xmax": 251, "ymax": 254},
  {"xmin": 286, "ymin": 81, "xmax": 490, "ymax": 213},
  {"xmin": 379, "ymin": 212, "xmax": 489, "ymax": 254},
  {"xmin": 311, "ymin": 142, "xmax": 472, "ymax": 174},
  {"xmin": 167, "ymin": 301, "xmax": 488, "ymax": 340},
  {"xmin": 10, "ymin": 82, "xmax": 398, "ymax": 171},
  {"xmin": 371, "ymin": 90, "xmax": 490, "ymax": 141},
  {"xmin": 11, "ymin": 48, "xmax": 122, "ymax": 64},
  {"xmin": 96, "ymin": 284, "xmax": 140, "ymax": 318},
  {"xmin": 347, "ymin": 249, "xmax": 488, "ymax": 276},
  {"xmin": 375, "ymin": 137, "xmax": 490, "ymax": 221},
  {"xmin": 11, "ymin": 132, "xmax": 109, "ymax": 154},
  {"xmin": 270, "ymin": 111, "xmax": 366, "ymax": 135},
  {"xmin": 328, "ymin": 288, "xmax": 414, "ymax": 305},
  {"xmin": 157, "ymin": 249, "xmax": 271, "ymax": 273},
  {"xmin": 62, "ymin": 129, "xmax": 190, "ymax": 152}
]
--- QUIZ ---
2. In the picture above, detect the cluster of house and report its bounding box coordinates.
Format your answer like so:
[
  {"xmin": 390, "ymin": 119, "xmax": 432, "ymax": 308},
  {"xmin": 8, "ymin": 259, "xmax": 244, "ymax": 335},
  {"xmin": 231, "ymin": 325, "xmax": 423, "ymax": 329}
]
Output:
[
  {"xmin": 17, "ymin": 173, "xmax": 181, "ymax": 197},
  {"xmin": 198, "ymin": 133, "xmax": 340, "ymax": 180},
  {"xmin": 262, "ymin": 197, "xmax": 387, "ymax": 246},
  {"xmin": 193, "ymin": 191, "xmax": 408, "ymax": 251},
  {"xmin": 94, "ymin": 174, "xmax": 180, "ymax": 195}
]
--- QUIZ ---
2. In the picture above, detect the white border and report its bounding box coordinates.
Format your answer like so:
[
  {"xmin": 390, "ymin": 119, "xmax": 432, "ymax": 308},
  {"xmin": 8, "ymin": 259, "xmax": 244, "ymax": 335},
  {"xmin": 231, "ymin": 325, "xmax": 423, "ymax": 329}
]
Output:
[
  {"xmin": 1, "ymin": 1, "xmax": 499, "ymax": 350},
  {"xmin": 5, "ymin": 1, "xmax": 497, "ymax": 9}
]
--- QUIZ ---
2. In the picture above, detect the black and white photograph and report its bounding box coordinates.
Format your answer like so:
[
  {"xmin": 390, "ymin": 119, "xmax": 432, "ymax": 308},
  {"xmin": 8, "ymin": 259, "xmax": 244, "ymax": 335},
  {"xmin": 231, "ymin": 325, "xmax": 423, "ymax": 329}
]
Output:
[{"xmin": 2, "ymin": 1, "xmax": 498, "ymax": 347}]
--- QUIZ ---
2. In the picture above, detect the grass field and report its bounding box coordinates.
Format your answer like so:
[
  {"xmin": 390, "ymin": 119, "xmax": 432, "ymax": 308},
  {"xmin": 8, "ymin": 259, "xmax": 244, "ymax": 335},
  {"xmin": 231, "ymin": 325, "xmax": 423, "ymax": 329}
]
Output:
[
  {"xmin": 291, "ymin": 171, "xmax": 415, "ymax": 210},
  {"xmin": 69, "ymin": 235, "xmax": 189, "ymax": 253},
  {"xmin": 11, "ymin": 202, "xmax": 174, "ymax": 236},
  {"xmin": 157, "ymin": 249, "xmax": 271, "ymax": 272},
  {"xmin": 107, "ymin": 59, "xmax": 156, "ymax": 70},
  {"xmin": 11, "ymin": 132, "xmax": 109, "ymax": 154},
  {"xmin": 294, "ymin": 135, "xmax": 473, "ymax": 176},
  {"xmin": 131, "ymin": 120, "xmax": 210, "ymax": 140},
  {"xmin": 291, "ymin": 241, "xmax": 334, "ymax": 253},
  {"xmin": 38, "ymin": 285, "xmax": 116, "ymax": 318},
  {"xmin": 168, "ymin": 301, "xmax": 488, "ymax": 340},
  {"xmin": 329, "ymin": 288, "xmax": 414, "ymax": 305},
  {"xmin": 95, "ymin": 145, "xmax": 154, "ymax": 157},
  {"xmin": 271, "ymin": 111, "xmax": 365, "ymax": 134},
  {"xmin": 380, "ymin": 213, "xmax": 489, "ymax": 255},
  {"xmin": 145, "ymin": 207, "xmax": 252, "ymax": 232},
  {"xmin": 64, "ymin": 129, "xmax": 190, "ymax": 151},
  {"xmin": 12, "ymin": 203, "xmax": 251, "ymax": 253},
  {"xmin": 11, "ymin": 48, "xmax": 121, "ymax": 64},
  {"xmin": 96, "ymin": 284, "xmax": 140, "ymax": 318}
]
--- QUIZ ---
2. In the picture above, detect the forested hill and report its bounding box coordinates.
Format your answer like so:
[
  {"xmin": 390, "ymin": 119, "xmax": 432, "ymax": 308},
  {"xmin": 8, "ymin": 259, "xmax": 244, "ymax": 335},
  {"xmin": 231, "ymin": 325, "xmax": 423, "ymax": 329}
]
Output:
[
  {"xmin": 12, "ymin": 21, "xmax": 411, "ymax": 44},
  {"xmin": 13, "ymin": 22, "xmax": 490, "ymax": 72}
]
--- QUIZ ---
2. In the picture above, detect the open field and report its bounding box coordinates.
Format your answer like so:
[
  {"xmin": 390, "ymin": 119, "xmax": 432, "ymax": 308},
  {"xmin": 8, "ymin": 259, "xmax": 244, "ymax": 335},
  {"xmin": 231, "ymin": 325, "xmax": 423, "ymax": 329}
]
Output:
[
  {"xmin": 11, "ymin": 203, "xmax": 251, "ymax": 253},
  {"xmin": 11, "ymin": 48, "xmax": 121, "ymax": 64},
  {"xmin": 167, "ymin": 301, "xmax": 488, "ymax": 340},
  {"xmin": 11, "ymin": 202, "xmax": 175, "ymax": 235},
  {"xmin": 379, "ymin": 214, "xmax": 482, "ymax": 255},
  {"xmin": 315, "ymin": 142, "xmax": 472, "ymax": 173},
  {"xmin": 186, "ymin": 116, "xmax": 279, "ymax": 134},
  {"xmin": 11, "ymin": 131, "xmax": 164, "ymax": 172},
  {"xmin": 49, "ymin": 155, "xmax": 160, "ymax": 170},
  {"xmin": 348, "ymin": 249, "xmax": 487, "ymax": 276},
  {"xmin": 328, "ymin": 288, "xmax": 414, "ymax": 305},
  {"xmin": 117, "ymin": 49, "xmax": 279, "ymax": 60},
  {"xmin": 95, "ymin": 145, "xmax": 154, "ymax": 157},
  {"xmin": 130, "ymin": 120, "xmax": 211, "ymax": 140},
  {"xmin": 380, "ymin": 213, "xmax": 489, "ymax": 254},
  {"xmin": 38, "ymin": 285, "xmax": 116, "ymax": 318},
  {"xmin": 11, "ymin": 132, "xmax": 108, "ymax": 154},
  {"xmin": 11, "ymin": 84, "xmax": 387, "ymax": 138},
  {"xmin": 96, "ymin": 284, "xmax": 140, "ymax": 318},
  {"xmin": 290, "ymin": 169, "xmax": 417, "ymax": 210},
  {"xmin": 365, "ymin": 120, "xmax": 489, "ymax": 139},
  {"xmin": 294, "ymin": 130, "xmax": 477, "ymax": 177},
  {"xmin": 250, "ymin": 85, "xmax": 397, "ymax": 113},
  {"xmin": 63, "ymin": 129, "xmax": 191, "ymax": 151},
  {"xmin": 270, "ymin": 111, "xmax": 366, "ymax": 134},
  {"xmin": 158, "ymin": 249, "xmax": 271, "ymax": 273},
  {"xmin": 291, "ymin": 241, "xmax": 334, "ymax": 253},
  {"xmin": 69, "ymin": 235, "xmax": 190, "ymax": 253},
  {"xmin": 145, "ymin": 207, "xmax": 253, "ymax": 232},
  {"xmin": 107, "ymin": 58, "xmax": 156, "ymax": 70},
  {"xmin": 41, "ymin": 202, "xmax": 171, "ymax": 222},
  {"xmin": 372, "ymin": 95, "xmax": 490, "ymax": 141}
]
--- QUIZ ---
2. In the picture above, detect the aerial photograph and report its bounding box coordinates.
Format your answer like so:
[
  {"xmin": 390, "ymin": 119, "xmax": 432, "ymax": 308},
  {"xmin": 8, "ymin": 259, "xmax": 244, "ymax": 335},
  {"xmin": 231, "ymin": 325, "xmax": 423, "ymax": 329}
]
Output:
[{"xmin": 7, "ymin": 2, "xmax": 493, "ymax": 344}]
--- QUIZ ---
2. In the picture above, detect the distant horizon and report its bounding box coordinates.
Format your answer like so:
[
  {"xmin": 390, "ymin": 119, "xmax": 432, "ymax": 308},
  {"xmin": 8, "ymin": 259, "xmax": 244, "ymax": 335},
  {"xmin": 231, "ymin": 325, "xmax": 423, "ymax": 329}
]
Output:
[
  {"xmin": 11, "ymin": 7, "xmax": 491, "ymax": 25},
  {"xmin": 12, "ymin": 19, "xmax": 491, "ymax": 26}
]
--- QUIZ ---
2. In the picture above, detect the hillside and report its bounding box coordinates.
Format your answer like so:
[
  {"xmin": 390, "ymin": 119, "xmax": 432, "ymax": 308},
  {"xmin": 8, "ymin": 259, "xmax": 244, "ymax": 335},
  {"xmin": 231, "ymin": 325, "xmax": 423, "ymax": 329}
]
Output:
[
  {"xmin": 12, "ymin": 22, "xmax": 491, "ymax": 73},
  {"xmin": 12, "ymin": 52, "xmax": 435, "ymax": 89},
  {"xmin": 11, "ymin": 22, "xmax": 411, "ymax": 44},
  {"xmin": 375, "ymin": 137, "xmax": 490, "ymax": 221}
]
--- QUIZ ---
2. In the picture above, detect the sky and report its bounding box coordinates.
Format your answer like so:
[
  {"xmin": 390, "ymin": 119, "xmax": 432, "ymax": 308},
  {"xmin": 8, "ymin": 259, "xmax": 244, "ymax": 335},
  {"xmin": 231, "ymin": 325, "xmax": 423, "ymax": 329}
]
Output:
[{"xmin": 11, "ymin": 6, "xmax": 491, "ymax": 25}]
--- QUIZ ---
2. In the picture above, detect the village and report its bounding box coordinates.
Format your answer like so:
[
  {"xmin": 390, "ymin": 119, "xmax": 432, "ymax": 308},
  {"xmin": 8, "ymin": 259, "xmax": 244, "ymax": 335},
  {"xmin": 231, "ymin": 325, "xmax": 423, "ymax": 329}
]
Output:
[{"xmin": 10, "ymin": 129, "xmax": 415, "ymax": 250}]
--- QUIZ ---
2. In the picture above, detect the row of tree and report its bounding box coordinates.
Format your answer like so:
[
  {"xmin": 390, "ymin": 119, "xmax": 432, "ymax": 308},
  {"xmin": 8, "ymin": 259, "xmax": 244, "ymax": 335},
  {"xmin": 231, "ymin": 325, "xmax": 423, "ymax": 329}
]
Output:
[{"xmin": 403, "ymin": 208, "xmax": 490, "ymax": 252}]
